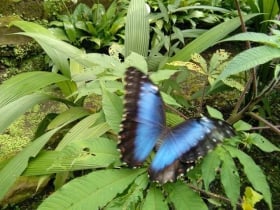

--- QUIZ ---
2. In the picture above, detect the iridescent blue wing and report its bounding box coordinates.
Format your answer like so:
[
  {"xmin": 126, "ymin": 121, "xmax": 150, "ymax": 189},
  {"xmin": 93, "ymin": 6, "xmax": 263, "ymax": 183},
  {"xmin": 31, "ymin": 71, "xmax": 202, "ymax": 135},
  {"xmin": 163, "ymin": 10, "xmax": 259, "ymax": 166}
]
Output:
[
  {"xmin": 118, "ymin": 67, "xmax": 165, "ymax": 167},
  {"xmin": 148, "ymin": 117, "xmax": 234, "ymax": 183}
]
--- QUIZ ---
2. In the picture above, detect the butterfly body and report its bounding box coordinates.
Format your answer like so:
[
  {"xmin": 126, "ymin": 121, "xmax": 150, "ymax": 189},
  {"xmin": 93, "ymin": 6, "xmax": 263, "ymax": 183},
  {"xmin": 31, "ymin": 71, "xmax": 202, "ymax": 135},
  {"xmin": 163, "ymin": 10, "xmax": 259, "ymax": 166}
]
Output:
[{"xmin": 118, "ymin": 67, "xmax": 234, "ymax": 183}]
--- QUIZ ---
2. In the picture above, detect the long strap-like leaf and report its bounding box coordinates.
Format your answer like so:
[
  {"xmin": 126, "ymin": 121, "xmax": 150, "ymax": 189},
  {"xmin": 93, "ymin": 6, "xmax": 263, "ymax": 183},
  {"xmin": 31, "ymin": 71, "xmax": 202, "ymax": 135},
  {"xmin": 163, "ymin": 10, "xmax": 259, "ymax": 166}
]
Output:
[
  {"xmin": 125, "ymin": 0, "xmax": 149, "ymax": 57},
  {"xmin": 165, "ymin": 14, "xmax": 260, "ymax": 67}
]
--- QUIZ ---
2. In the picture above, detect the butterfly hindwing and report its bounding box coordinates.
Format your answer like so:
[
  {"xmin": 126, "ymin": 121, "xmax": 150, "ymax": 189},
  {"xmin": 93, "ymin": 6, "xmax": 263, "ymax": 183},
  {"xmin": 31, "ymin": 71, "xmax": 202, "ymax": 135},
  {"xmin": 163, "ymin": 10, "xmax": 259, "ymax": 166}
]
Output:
[
  {"xmin": 118, "ymin": 67, "xmax": 166, "ymax": 167},
  {"xmin": 148, "ymin": 117, "xmax": 235, "ymax": 183}
]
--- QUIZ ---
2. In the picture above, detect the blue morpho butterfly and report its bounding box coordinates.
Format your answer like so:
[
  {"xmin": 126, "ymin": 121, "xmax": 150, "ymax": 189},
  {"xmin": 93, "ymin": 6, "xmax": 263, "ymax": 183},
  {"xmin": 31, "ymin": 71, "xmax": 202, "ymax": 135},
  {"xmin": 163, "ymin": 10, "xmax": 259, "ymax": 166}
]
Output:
[{"xmin": 118, "ymin": 67, "xmax": 235, "ymax": 183}]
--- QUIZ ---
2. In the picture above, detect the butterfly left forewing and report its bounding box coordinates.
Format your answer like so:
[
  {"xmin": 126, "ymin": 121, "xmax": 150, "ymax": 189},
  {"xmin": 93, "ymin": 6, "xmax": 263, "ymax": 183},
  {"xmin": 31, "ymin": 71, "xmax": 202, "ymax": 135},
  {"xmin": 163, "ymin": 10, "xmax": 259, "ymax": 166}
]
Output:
[{"xmin": 118, "ymin": 67, "xmax": 166, "ymax": 167}]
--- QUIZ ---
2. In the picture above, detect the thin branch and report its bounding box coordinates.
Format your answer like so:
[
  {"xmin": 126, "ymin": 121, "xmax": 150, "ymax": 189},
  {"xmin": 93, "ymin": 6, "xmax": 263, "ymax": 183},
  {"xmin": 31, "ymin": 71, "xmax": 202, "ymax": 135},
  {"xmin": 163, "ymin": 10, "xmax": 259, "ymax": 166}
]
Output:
[
  {"xmin": 250, "ymin": 125, "xmax": 280, "ymax": 131},
  {"xmin": 198, "ymin": 79, "xmax": 208, "ymax": 114},
  {"xmin": 187, "ymin": 183, "xmax": 242, "ymax": 208},
  {"xmin": 247, "ymin": 112, "xmax": 280, "ymax": 135},
  {"xmin": 231, "ymin": 73, "xmax": 254, "ymax": 116},
  {"xmin": 234, "ymin": 0, "xmax": 251, "ymax": 49},
  {"xmin": 231, "ymin": 0, "xmax": 257, "ymax": 115},
  {"xmin": 228, "ymin": 76, "xmax": 280, "ymax": 124}
]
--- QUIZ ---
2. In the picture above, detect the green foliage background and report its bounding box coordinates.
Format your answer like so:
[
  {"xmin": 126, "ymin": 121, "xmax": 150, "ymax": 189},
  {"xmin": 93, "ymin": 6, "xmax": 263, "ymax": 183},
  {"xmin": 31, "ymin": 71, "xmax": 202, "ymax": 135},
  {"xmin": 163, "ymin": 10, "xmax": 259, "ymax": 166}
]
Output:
[{"xmin": 0, "ymin": 0, "xmax": 279, "ymax": 209}]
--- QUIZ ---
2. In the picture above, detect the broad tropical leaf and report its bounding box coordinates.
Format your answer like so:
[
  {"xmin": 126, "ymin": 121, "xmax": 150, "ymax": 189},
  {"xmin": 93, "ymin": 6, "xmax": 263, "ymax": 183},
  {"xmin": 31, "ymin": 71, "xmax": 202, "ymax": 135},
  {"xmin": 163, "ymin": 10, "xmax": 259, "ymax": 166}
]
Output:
[
  {"xmin": 247, "ymin": 133, "xmax": 280, "ymax": 152},
  {"xmin": 221, "ymin": 32, "xmax": 279, "ymax": 47},
  {"xmin": 0, "ymin": 71, "xmax": 69, "ymax": 107},
  {"xmin": 225, "ymin": 146, "xmax": 272, "ymax": 210},
  {"xmin": 47, "ymin": 107, "xmax": 90, "ymax": 130},
  {"xmin": 0, "ymin": 93, "xmax": 53, "ymax": 133},
  {"xmin": 56, "ymin": 113, "xmax": 110, "ymax": 150},
  {"xmin": 150, "ymin": 70, "xmax": 179, "ymax": 83},
  {"xmin": 216, "ymin": 46, "xmax": 280, "ymax": 81},
  {"xmin": 143, "ymin": 186, "xmax": 168, "ymax": 210},
  {"xmin": 125, "ymin": 0, "xmax": 149, "ymax": 57},
  {"xmin": 38, "ymin": 169, "xmax": 145, "ymax": 210},
  {"xmin": 101, "ymin": 87, "xmax": 123, "ymax": 133},
  {"xmin": 165, "ymin": 182, "xmax": 208, "ymax": 210},
  {"xmin": 105, "ymin": 174, "xmax": 149, "ymax": 209},
  {"xmin": 24, "ymin": 138, "xmax": 120, "ymax": 175},
  {"xmin": 13, "ymin": 22, "xmax": 121, "ymax": 75},
  {"xmin": 218, "ymin": 148, "xmax": 240, "ymax": 208},
  {"xmin": 201, "ymin": 151, "xmax": 221, "ymax": 191},
  {"xmin": 165, "ymin": 14, "xmax": 259, "ymax": 66}
]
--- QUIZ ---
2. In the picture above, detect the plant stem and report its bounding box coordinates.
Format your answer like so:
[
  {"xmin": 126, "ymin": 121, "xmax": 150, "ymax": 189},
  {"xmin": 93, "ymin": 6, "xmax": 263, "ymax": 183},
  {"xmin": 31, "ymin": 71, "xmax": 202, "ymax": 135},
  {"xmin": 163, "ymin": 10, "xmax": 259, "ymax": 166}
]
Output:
[
  {"xmin": 231, "ymin": 0, "xmax": 257, "ymax": 116},
  {"xmin": 187, "ymin": 183, "xmax": 242, "ymax": 208},
  {"xmin": 228, "ymin": 74, "xmax": 279, "ymax": 124},
  {"xmin": 247, "ymin": 112, "xmax": 280, "ymax": 135},
  {"xmin": 250, "ymin": 125, "xmax": 280, "ymax": 131}
]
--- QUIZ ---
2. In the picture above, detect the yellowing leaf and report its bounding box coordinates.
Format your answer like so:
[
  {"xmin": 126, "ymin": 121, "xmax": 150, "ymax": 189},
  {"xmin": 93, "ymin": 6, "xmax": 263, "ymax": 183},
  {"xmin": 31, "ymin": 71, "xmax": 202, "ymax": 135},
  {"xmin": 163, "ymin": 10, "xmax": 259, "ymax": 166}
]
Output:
[
  {"xmin": 167, "ymin": 61, "xmax": 207, "ymax": 75},
  {"xmin": 242, "ymin": 187, "xmax": 263, "ymax": 210},
  {"xmin": 191, "ymin": 53, "xmax": 207, "ymax": 71},
  {"xmin": 167, "ymin": 60, "xmax": 188, "ymax": 66},
  {"xmin": 209, "ymin": 49, "xmax": 230, "ymax": 74},
  {"xmin": 222, "ymin": 77, "xmax": 244, "ymax": 91},
  {"xmin": 185, "ymin": 62, "xmax": 207, "ymax": 75}
]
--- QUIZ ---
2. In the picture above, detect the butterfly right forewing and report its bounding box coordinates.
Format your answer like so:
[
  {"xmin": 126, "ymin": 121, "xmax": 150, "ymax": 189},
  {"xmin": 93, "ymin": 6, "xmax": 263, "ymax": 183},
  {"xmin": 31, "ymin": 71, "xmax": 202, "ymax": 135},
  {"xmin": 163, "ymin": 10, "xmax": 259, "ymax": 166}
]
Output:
[{"xmin": 148, "ymin": 117, "xmax": 235, "ymax": 183}]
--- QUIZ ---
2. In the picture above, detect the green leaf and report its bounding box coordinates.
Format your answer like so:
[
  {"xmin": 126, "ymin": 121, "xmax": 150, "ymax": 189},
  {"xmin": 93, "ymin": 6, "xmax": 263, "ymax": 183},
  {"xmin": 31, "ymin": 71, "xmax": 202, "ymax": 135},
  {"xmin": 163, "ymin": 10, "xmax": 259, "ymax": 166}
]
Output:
[
  {"xmin": 233, "ymin": 120, "xmax": 252, "ymax": 131},
  {"xmin": 56, "ymin": 80, "xmax": 77, "ymax": 101},
  {"xmin": 225, "ymin": 146, "xmax": 272, "ymax": 210},
  {"xmin": 246, "ymin": 0, "xmax": 260, "ymax": 12},
  {"xmin": 47, "ymin": 107, "xmax": 90, "ymax": 129},
  {"xmin": 125, "ymin": 0, "xmax": 149, "ymax": 57},
  {"xmin": 82, "ymin": 53, "xmax": 121, "ymax": 71},
  {"xmin": 165, "ymin": 14, "xmax": 259, "ymax": 67},
  {"xmin": 161, "ymin": 92, "xmax": 181, "ymax": 107},
  {"xmin": 165, "ymin": 182, "xmax": 208, "ymax": 210},
  {"xmin": 125, "ymin": 52, "xmax": 148, "ymax": 73},
  {"xmin": 172, "ymin": 5, "xmax": 230, "ymax": 13},
  {"xmin": 261, "ymin": 0, "xmax": 279, "ymax": 22},
  {"xmin": 12, "ymin": 21, "xmax": 81, "ymax": 77},
  {"xmin": 102, "ymin": 86, "xmax": 123, "ymax": 133},
  {"xmin": 12, "ymin": 20, "xmax": 57, "ymax": 36},
  {"xmin": 20, "ymin": 32, "xmax": 82, "ymax": 77},
  {"xmin": 201, "ymin": 151, "xmax": 221, "ymax": 191},
  {"xmin": 0, "ymin": 93, "xmax": 53, "ymax": 133},
  {"xmin": 206, "ymin": 106, "xmax": 224, "ymax": 120},
  {"xmin": 248, "ymin": 133, "xmax": 280, "ymax": 152},
  {"xmin": 218, "ymin": 148, "xmax": 240, "ymax": 208},
  {"xmin": 166, "ymin": 112, "xmax": 184, "ymax": 127},
  {"xmin": 35, "ymin": 113, "xmax": 58, "ymax": 138},
  {"xmin": 143, "ymin": 186, "xmax": 168, "ymax": 210},
  {"xmin": 0, "ymin": 71, "xmax": 69, "ymax": 107},
  {"xmin": 56, "ymin": 113, "xmax": 110, "ymax": 150},
  {"xmin": 105, "ymin": 174, "xmax": 149, "ymax": 209},
  {"xmin": 24, "ymin": 138, "xmax": 120, "ymax": 176},
  {"xmin": 150, "ymin": 69, "xmax": 180, "ymax": 83},
  {"xmin": 38, "ymin": 169, "xmax": 145, "ymax": 210},
  {"xmin": 0, "ymin": 127, "xmax": 61, "ymax": 200},
  {"xmin": 13, "ymin": 22, "xmax": 120, "ymax": 76},
  {"xmin": 63, "ymin": 20, "xmax": 77, "ymax": 42},
  {"xmin": 221, "ymin": 32, "xmax": 279, "ymax": 47},
  {"xmin": 216, "ymin": 46, "xmax": 280, "ymax": 81},
  {"xmin": 172, "ymin": 26, "xmax": 184, "ymax": 44}
]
